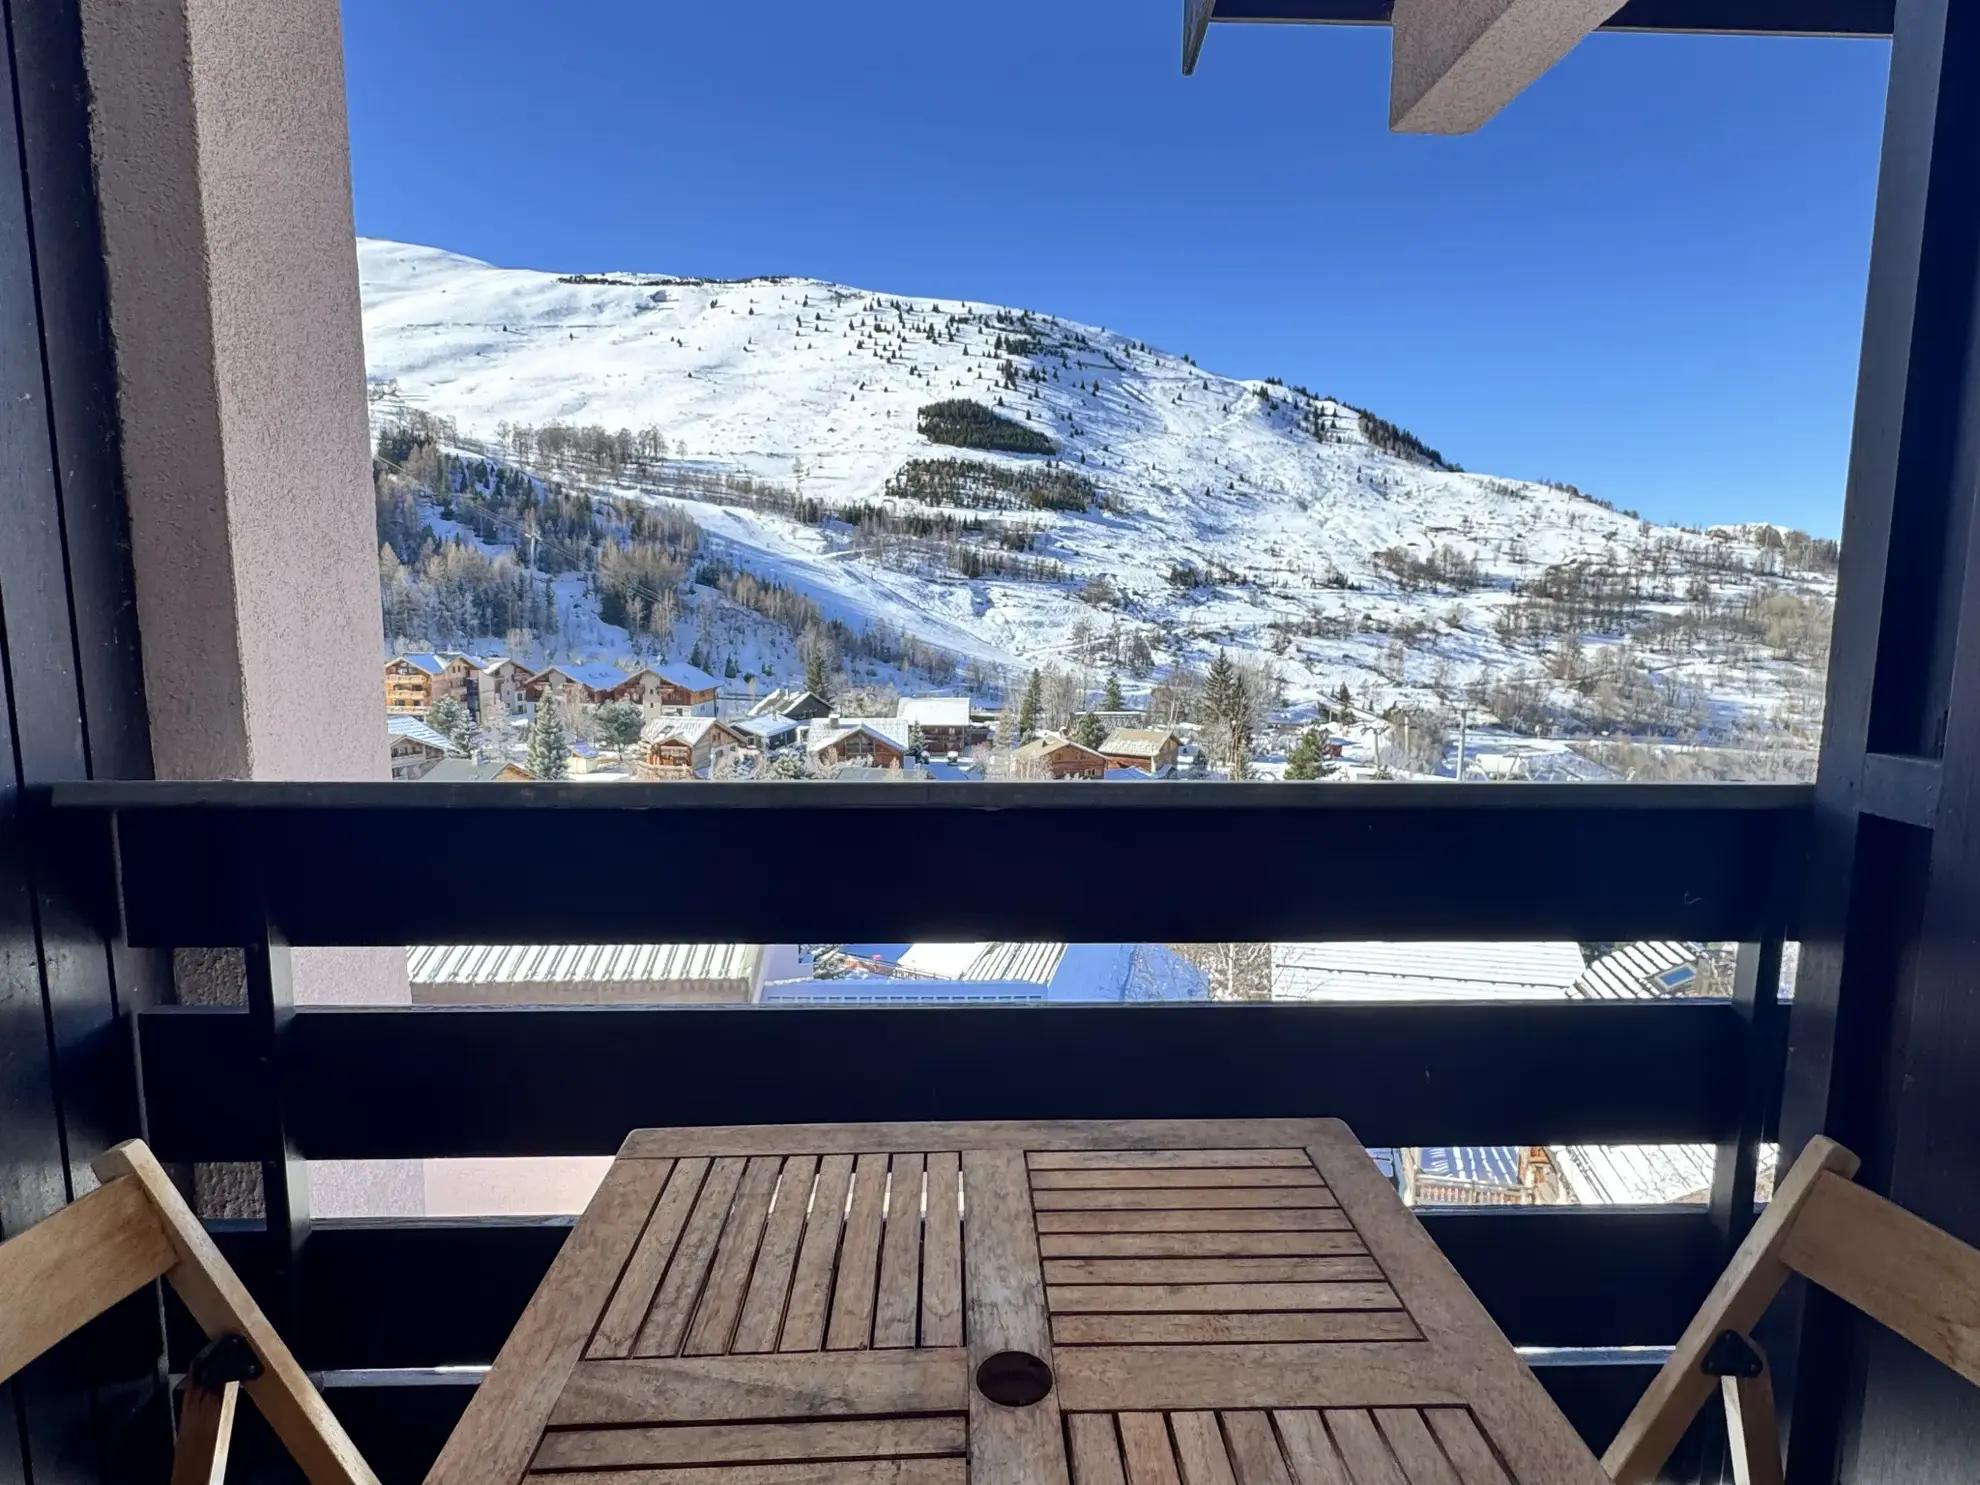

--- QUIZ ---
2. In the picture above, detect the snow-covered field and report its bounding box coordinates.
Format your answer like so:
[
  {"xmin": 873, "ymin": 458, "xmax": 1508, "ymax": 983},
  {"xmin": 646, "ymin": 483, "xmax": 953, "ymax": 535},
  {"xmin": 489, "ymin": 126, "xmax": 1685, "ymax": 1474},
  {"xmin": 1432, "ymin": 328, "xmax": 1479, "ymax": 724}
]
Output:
[{"xmin": 360, "ymin": 238, "xmax": 1834, "ymax": 737}]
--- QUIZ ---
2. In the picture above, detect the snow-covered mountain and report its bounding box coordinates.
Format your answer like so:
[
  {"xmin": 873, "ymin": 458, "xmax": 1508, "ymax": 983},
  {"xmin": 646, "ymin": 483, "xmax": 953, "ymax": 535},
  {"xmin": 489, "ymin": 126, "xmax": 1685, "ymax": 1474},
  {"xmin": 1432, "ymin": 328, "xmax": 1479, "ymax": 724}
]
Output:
[{"xmin": 358, "ymin": 238, "xmax": 1834, "ymax": 744}]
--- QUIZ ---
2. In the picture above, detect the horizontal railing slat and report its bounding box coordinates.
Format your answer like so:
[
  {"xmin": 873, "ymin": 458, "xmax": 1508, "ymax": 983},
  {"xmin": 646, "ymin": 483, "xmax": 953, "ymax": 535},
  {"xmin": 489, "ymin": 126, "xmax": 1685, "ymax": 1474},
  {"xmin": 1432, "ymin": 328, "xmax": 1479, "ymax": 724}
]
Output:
[
  {"xmin": 48, "ymin": 780, "xmax": 1811, "ymax": 944},
  {"xmin": 139, "ymin": 1000, "xmax": 1766, "ymax": 1160}
]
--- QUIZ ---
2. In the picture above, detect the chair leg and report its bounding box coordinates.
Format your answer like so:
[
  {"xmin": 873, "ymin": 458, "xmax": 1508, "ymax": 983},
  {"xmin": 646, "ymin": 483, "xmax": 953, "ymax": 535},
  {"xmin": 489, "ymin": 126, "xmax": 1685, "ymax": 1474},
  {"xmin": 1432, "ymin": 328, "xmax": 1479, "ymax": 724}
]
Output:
[
  {"xmin": 1722, "ymin": 1345, "xmax": 1784, "ymax": 1485},
  {"xmin": 171, "ymin": 1377, "xmax": 239, "ymax": 1485}
]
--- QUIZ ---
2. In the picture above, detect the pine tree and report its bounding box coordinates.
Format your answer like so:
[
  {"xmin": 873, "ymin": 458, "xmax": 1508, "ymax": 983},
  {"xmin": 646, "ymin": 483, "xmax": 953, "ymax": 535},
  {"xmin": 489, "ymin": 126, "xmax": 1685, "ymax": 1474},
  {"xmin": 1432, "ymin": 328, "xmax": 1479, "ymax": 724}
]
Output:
[
  {"xmin": 689, "ymin": 640, "xmax": 706, "ymax": 670},
  {"xmin": 526, "ymin": 700, "xmax": 571, "ymax": 780},
  {"xmin": 1201, "ymin": 650, "xmax": 1254, "ymax": 778},
  {"xmin": 1285, "ymin": 728, "xmax": 1331, "ymax": 781},
  {"xmin": 804, "ymin": 645, "xmax": 830, "ymax": 699},
  {"xmin": 1103, "ymin": 673, "xmax": 1124, "ymax": 712},
  {"xmin": 724, "ymin": 654, "xmax": 740, "ymax": 679},
  {"xmin": 427, "ymin": 697, "xmax": 472, "ymax": 753},
  {"xmin": 1017, "ymin": 669, "xmax": 1043, "ymax": 738},
  {"xmin": 1336, "ymin": 682, "xmax": 1354, "ymax": 713},
  {"xmin": 1071, "ymin": 711, "xmax": 1106, "ymax": 750},
  {"xmin": 593, "ymin": 699, "xmax": 644, "ymax": 766}
]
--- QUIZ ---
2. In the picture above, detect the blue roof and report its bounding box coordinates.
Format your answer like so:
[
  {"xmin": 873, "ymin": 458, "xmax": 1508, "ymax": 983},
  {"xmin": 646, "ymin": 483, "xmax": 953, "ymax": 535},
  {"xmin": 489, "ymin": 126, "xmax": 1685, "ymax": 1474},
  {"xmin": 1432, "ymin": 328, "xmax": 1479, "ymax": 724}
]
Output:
[
  {"xmin": 920, "ymin": 761, "xmax": 980, "ymax": 782},
  {"xmin": 1417, "ymin": 1147, "xmax": 1523, "ymax": 1186},
  {"xmin": 654, "ymin": 661, "xmax": 719, "ymax": 692},
  {"xmin": 397, "ymin": 653, "xmax": 450, "ymax": 675}
]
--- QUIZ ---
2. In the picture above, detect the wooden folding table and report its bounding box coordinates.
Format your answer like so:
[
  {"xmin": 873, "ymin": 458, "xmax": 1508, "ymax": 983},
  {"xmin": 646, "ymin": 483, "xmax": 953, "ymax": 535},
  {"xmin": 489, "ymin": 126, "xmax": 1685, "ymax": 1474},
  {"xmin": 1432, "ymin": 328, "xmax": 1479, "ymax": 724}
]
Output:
[{"xmin": 427, "ymin": 1119, "xmax": 1608, "ymax": 1484}]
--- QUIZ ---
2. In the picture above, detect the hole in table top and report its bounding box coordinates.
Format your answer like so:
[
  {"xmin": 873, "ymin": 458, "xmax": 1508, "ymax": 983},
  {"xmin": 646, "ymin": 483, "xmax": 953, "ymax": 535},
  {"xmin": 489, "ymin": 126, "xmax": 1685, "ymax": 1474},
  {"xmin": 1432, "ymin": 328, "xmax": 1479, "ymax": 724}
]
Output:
[{"xmin": 975, "ymin": 1350, "xmax": 1053, "ymax": 1407}]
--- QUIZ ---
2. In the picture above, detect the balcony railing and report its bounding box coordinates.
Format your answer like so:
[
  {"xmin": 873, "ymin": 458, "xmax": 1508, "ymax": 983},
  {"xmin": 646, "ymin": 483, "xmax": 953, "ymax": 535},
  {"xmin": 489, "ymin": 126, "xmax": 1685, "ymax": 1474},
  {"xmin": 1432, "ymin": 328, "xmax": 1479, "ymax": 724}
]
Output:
[{"xmin": 43, "ymin": 778, "xmax": 1809, "ymax": 1480}]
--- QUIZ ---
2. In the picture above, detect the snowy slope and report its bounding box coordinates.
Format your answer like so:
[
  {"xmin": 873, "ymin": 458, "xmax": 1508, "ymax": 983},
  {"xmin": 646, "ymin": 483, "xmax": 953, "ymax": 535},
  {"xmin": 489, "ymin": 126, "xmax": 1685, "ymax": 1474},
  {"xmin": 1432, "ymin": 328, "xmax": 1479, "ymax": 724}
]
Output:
[{"xmin": 358, "ymin": 238, "xmax": 1832, "ymax": 730}]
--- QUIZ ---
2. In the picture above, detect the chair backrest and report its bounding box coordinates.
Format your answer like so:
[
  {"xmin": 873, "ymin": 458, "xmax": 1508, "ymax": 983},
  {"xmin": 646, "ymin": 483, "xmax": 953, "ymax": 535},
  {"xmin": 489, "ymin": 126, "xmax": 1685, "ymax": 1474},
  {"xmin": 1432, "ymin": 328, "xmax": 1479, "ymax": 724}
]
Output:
[
  {"xmin": 1604, "ymin": 1135, "xmax": 1980, "ymax": 1484},
  {"xmin": 0, "ymin": 1140, "xmax": 378, "ymax": 1485},
  {"xmin": 0, "ymin": 1171, "xmax": 178, "ymax": 1385}
]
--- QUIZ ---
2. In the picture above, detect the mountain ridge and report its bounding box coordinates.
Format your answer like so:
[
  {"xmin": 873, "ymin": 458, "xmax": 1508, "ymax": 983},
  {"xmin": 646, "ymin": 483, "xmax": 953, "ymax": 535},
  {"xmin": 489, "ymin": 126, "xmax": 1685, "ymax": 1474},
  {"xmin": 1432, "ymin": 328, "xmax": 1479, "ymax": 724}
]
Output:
[{"xmin": 359, "ymin": 237, "xmax": 1835, "ymax": 755}]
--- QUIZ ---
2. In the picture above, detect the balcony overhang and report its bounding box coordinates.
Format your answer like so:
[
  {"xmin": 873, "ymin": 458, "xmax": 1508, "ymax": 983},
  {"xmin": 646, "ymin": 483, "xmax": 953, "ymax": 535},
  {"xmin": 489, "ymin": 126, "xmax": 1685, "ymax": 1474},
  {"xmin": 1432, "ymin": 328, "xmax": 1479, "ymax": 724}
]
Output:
[{"xmin": 1184, "ymin": 0, "xmax": 1894, "ymax": 132}]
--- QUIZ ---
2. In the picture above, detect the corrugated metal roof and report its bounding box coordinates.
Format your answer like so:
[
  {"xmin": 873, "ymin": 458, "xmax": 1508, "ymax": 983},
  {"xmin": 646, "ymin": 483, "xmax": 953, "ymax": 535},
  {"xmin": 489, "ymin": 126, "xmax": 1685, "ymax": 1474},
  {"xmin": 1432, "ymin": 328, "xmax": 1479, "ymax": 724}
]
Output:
[
  {"xmin": 1271, "ymin": 942, "xmax": 1588, "ymax": 1002},
  {"xmin": 1544, "ymin": 1143, "xmax": 1775, "ymax": 1205},
  {"xmin": 896, "ymin": 942, "xmax": 1068, "ymax": 984},
  {"xmin": 1573, "ymin": 942, "xmax": 1698, "ymax": 1000},
  {"xmin": 407, "ymin": 943, "xmax": 758, "ymax": 986},
  {"xmin": 1418, "ymin": 1146, "xmax": 1523, "ymax": 1186}
]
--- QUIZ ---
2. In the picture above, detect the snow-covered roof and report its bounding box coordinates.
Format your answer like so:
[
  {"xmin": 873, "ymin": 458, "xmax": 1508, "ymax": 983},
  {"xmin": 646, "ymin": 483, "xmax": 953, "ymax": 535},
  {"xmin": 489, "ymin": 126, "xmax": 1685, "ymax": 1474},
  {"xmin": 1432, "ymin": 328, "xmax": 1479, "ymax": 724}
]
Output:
[
  {"xmin": 1016, "ymin": 732, "xmax": 1102, "ymax": 760},
  {"xmin": 536, "ymin": 661, "xmax": 630, "ymax": 692},
  {"xmin": 423, "ymin": 755, "xmax": 532, "ymax": 783},
  {"xmin": 750, "ymin": 688, "xmax": 831, "ymax": 718},
  {"xmin": 1272, "ymin": 941, "xmax": 1588, "ymax": 1002},
  {"xmin": 652, "ymin": 660, "xmax": 719, "ymax": 692},
  {"xmin": 1103, "ymin": 764, "xmax": 1168, "ymax": 782},
  {"xmin": 408, "ymin": 943, "xmax": 757, "ymax": 987},
  {"xmin": 899, "ymin": 696, "xmax": 973, "ymax": 727},
  {"xmin": 732, "ymin": 715, "xmax": 802, "ymax": 743},
  {"xmin": 641, "ymin": 715, "xmax": 727, "ymax": 746},
  {"xmin": 807, "ymin": 717, "xmax": 912, "ymax": 754},
  {"xmin": 392, "ymin": 653, "xmax": 451, "ymax": 675},
  {"xmin": 387, "ymin": 715, "xmax": 456, "ymax": 753},
  {"xmin": 1099, "ymin": 728, "xmax": 1176, "ymax": 758}
]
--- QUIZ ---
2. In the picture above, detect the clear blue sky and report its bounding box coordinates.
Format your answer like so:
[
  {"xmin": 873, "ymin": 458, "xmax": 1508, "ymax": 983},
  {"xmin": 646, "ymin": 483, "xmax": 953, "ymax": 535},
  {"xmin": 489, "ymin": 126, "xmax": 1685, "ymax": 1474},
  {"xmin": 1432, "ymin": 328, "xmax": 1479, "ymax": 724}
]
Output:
[{"xmin": 341, "ymin": 2, "xmax": 1888, "ymax": 537}]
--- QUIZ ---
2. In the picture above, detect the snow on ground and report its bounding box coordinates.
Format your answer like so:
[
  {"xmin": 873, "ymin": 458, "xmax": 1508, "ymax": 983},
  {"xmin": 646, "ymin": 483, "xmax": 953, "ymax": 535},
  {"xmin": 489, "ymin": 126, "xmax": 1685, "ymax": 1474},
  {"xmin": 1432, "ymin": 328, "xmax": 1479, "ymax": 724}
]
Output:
[{"xmin": 361, "ymin": 238, "xmax": 1833, "ymax": 729}]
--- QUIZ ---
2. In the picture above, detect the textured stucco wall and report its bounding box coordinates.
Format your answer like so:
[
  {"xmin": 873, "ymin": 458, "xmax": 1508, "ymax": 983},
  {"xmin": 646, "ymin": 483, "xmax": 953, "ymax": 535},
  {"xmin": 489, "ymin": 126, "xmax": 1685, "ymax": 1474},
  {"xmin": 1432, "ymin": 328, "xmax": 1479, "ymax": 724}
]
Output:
[
  {"xmin": 82, "ymin": 0, "xmax": 384, "ymax": 783},
  {"xmin": 82, "ymin": 0, "xmax": 417, "ymax": 1212}
]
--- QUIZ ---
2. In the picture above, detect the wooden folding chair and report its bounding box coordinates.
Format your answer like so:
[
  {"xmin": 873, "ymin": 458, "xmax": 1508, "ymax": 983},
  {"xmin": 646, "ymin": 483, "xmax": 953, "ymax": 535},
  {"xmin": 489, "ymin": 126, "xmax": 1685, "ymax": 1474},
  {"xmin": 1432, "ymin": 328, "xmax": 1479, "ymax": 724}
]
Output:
[
  {"xmin": 0, "ymin": 1139, "xmax": 376, "ymax": 1485},
  {"xmin": 1604, "ymin": 1134, "xmax": 1980, "ymax": 1485}
]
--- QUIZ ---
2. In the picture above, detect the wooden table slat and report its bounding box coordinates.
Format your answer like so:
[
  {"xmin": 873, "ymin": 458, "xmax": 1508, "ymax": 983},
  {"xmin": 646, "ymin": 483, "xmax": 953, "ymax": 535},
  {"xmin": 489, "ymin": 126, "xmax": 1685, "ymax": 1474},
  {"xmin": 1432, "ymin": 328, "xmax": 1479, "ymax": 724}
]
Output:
[
  {"xmin": 922, "ymin": 1152, "xmax": 964, "ymax": 1347},
  {"xmin": 731, "ymin": 1154, "xmax": 818, "ymax": 1354},
  {"xmin": 826, "ymin": 1152, "xmax": 892, "ymax": 1351},
  {"xmin": 1053, "ymin": 1313, "xmax": 1422, "ymax": 1348},
  {"xmin": 874, "ymin": 1153, "xmax": 927, "ymax": 1348},
  {"xmin": 1118, "ymin": 1413, "xmax": 1185, "ymax": 1485},
  {"xmin": 634, "ymin": 1154, "xmax": 746, "ymax": 1357},
  {"xmin": 684, "ymin": 1154, "xmax": 784, "ymax": 1356},
  {"xmin": 1273, "ymin": 1410, "xmax": 1354, "ymax": 1485},
  {"xmin": 1423, "ymin": 1411, "xmax": 1513, "ymax": 1485},
  {"xmin": 1219, "ymin": 1411, "xmax": 1295, "ymax": 1485},
  {"xmin": 455, "ymin": 1119, "xmax": 1603, "ymax": 1485},
  {"xmin": 779, "ymin": 1152, "xmax": 854, "ymax": 1352},
  {"xmin": 1068, "ymin": 1415, "xmax": 1130, "ymax": 1485}
]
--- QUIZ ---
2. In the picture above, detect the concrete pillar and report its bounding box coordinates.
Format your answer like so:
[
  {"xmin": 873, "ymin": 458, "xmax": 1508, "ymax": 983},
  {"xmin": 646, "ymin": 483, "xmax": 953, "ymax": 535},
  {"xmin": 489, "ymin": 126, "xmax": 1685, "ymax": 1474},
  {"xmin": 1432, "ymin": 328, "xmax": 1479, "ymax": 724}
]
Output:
[{"xmin": 80, "ymin": 0, "xmax": 416, "ymax": 1213}]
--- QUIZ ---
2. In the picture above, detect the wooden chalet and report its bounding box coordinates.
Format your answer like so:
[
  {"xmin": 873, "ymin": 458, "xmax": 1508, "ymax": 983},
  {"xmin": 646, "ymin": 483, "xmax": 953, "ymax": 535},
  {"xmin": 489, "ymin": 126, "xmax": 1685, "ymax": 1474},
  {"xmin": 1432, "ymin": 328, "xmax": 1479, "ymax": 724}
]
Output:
[
  {"xmin": 636, "ymin": 716, "xmax": 743, "ymax": 779},
  {"xmin": 1014, "ymin": 731, "xmax": 1108, "ymax": 779},
  {"xmin": 806, "ymin": 716, "xmax": 911, "ymax": 769},
  {"xmin": 1098, "ymin": 725, "xmax": 1180, "ymax": 775},
  {"xmin": 897, "ymin": 695, "xmax": 976, "ymax": 754},
  {"xmin": 383, "ymin": 652, "xmax": 476, "ymax": 714}
]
